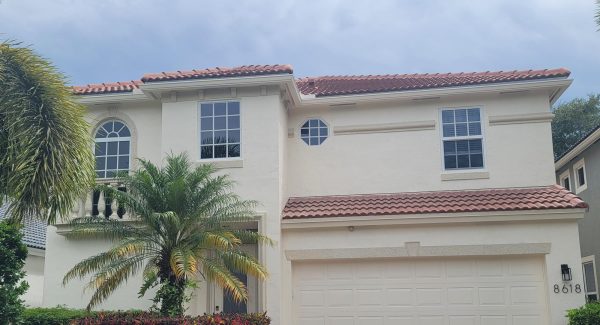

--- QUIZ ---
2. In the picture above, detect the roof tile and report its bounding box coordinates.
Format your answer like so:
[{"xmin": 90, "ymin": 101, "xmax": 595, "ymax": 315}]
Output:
[
  {"xmin": 141, "ymin": 64, "xmax": 293, "ymax": 82},
  {"xmin": 282, "ymin": 185, "xmax": 587, "ymax": 219},
  {"xmin": 72, "ymin": 81, "xmax": 141, "ymax": 95}
]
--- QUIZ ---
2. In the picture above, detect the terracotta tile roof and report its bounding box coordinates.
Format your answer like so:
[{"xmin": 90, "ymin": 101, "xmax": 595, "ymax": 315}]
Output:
[
  {"xmin": 295, "ymin": 68, "xmax": 571, "ymax": 97},
  {"xmin": 282, "ymin": 185, "xmax": 587, "ymax": 219},
  {"xmin": 72, "ymin": 81, "xmax": 142, "ymax": 95},
  {"xmin": 141, "ymin": 64, "xmax": 293, "ymax": 82}
]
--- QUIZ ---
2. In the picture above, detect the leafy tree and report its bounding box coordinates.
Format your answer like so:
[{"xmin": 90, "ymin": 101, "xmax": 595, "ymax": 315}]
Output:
[
  {"xmin": 596, "ymin": 0, "xmax": 600, "ymax": 29},
  {"xmin": 0, "ymin": 221, "xmax": 29, "ymax": 324},
  {"xmin": 63, "ymin": 153, "xmax": 271, "ymax": 316},
  {"xmin": 552, "ymin": 94, "xmax": 600, "ymax": 159},
  {"xmin": 0, "ymin": 41, "xmax": 95, "ymax": 224}
]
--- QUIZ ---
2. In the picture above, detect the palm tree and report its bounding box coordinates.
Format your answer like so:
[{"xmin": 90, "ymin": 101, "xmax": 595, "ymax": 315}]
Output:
[
  {"xmin": 63, "ymin": 153, "xmax": 271, "ymax": 316},
  {"xmin": 0, "ymin": 41, "xmax": 95, "ymax": 224}
]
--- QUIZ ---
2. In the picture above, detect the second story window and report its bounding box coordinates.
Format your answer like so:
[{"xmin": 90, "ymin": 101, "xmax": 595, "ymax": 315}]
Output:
[
  {"xmin": 559, "ymin": 171, "xmax": 571, "ymax": 191},
  {"xmin": 300, "ymin": 119, "xmax": 328, "ymax": 146},
  {"xmin": 95, "ymin": 120, "xmax": 131, "ymax": 179},
  {"xmin": 199, "ymin": 101, "xmax": 241, "ymax": 159},
  {"xmin": 441, "ymin": 108, "xmax": 484, "ymax": 170},
  {"xmin": 574, "ymin": 158, "xmax": 587, "ymax": 193}
]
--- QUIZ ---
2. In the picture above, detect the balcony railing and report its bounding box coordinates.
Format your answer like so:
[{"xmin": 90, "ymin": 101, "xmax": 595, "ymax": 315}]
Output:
[{"xmin": 71, "ymin": 181, "xmax": 130, "ymax": 220}]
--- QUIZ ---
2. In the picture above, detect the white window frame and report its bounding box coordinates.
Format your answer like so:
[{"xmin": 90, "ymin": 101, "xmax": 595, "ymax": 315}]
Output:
[
  {"xmin": 559, "ymin": 169, "xmax": 572, "ymax": 192},
  {"xmin": 198, "ymin": 100, "xmax": 242, "ymax": 161},
  {"xmin": 573, "ymin": 158, "xmax": 587, "ymax": 193},
  {"xmin": 94, "ymin": 120, "xmax": 131, "ymax": 179},
  {"xmin": 299, "ymin": 118, "xmax": 329, "ymax": 146},
  {"xmin": 439, "ymin": 107, "xmax": 486, "ymax": 171},
  {"xmin": 582, "ymin": 255, "xmax": 598, "ymax": 302}
]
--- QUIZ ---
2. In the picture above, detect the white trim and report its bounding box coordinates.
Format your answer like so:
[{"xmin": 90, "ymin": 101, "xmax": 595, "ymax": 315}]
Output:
[
  {"xmin": 559, "ymin": 169, "xmax": 572, "ymax": 192},
  {"xmin": 582, "ymin": 255, "xmax": 598, "ymax": 301},
  {"xmin": 285, "ymin": 242, "xmax": 551, "ymax": 261},
  {"xmin": 573, "ymin": 158, "xmax": 588, "ymax": 194},
  {"xmin": 281, "ymin": 208, "xmax": 586, "ymax": 229},
  {"xmin": 333, "ymin": 120, "xmax": 436, "ymax": 135},
  {"xmin": 555, "ymin": 127, "xmax": 600, "ymax": 170},
  {"xmin": 488, "ymin": 112, "xmax": 554, "ymax": 125}
]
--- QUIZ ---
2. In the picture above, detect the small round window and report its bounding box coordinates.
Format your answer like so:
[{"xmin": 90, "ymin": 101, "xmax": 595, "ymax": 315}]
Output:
[{"xmin": 300, "ymin": 119, "xmax": 328, "ymax": 146}]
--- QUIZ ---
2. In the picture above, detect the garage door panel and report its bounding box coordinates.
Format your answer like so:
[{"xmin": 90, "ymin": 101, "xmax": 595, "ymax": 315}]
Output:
[{"xmin": 293, "ymin": 257, "xmax": 548, "ymax": 325}]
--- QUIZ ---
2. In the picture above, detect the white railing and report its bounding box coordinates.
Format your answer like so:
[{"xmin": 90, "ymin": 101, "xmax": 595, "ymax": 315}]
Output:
[{"xmin": 71, "ymin": 181, "xmax": 131, "ymax": 220}]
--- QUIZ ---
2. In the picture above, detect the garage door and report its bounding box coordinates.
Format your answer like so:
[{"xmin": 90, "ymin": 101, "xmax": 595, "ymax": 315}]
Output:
[{"xmin": 293, "ymin": 256, "xmax": 548, "ymax": 325}]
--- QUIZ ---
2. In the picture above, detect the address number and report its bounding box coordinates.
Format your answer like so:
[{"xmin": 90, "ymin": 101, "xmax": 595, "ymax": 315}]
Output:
[{"xmin": 554, "ymin": 284, "xmax": 582, "ymax": 294}]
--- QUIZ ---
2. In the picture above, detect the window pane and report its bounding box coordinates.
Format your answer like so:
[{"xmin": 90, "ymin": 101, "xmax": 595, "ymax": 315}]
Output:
[
  {"xmin": 95, "ymin": 157, "xmax": 105, "ymax": 171},
  {"xmin": 119, "ymin": 127, "xmax": 131, "ymax": 137},
  {"xmin": 457, "ymin": 155, "xmax": 470, "ymax": 168},
  {"xmin": 469, "ymin": 139, "xmax": 482, "ymax": 153},
  {"xmin": 320, "ymin": 127, "xmax": 328, "ymax": 136},
  {"xmin": 443, "ymin": 124, "xmax": 455, "ymax": 137},
  {"xmin": 442, "ymin": 110, "xmax": 454, "ymax": 123},
  {"xmin": 443, "ymin": 141, "xmax": 456, "ymax": 154},
  {"xmin": 214, "ymin": 102, "xmax": 227, "ymax": 116},
  {"xmin": 456, "ymin": 140, "xmax": 469, "ymax": 154},
  {"xmin": 228, "ymin": 116, "xmax": 240, "ymax": 129},
  {"xmin": 300, "ymin": 128, "xmax": 309, "ymax": 136},
  {"xmin": 309, "ymin": 128, "xmax": 318, "ymax": 137},
  {"xmin": 95, "ymin": 128, "xmax": 107, "ymax": 138},
  {"xmin": 302, "ymin": 121, "xmax": 309, "ymax": 128},
  {"xmin": 309, "ymin": 120, "xmax": 318, "ymax": 127},
  {"xmin": 108, "ymin": 132, "xmax": 119, "ymax": 138},
  {"xmin": 470, "ymin": 154, "xmax": 483, "ymax": 167},
  {"xmin": 214, "ymin": 131, "xmax": 226, "ymax": 144},
  {"xmin": 227, "ymin": 102, "xmax": 240, "ymax": 115},
  {"xmin": 106, "ymin": 170, "xmax": 116, "ymax": 178},
  {"xmin": 119, "ymin": 141, "xmax": 130, "ymax": 155},
  {"xmin": 319, "ymin": 137, "xmax": 327, "ymax": 144},
  {"xmin": 200, "ymin": 146, "xmax": 213, "ymax": 159},
  {"xmin": 201, "ymin": 104, "xmax": 213, "ymax": 117},
  {"xmin": 96, "ymin": 171, "xmax": 105, "ymax": 178},
  {"xmin": 467, "ymin": 108, "xmax": 480, "ymax": 121},
  {"xmin": 107, "ymin": 142, "xmax": 118, "ymax": 155},
  {"xmin": 228, "ymin": 144, "xmax": 240, "ymax": 157},
  {"xmin": 200, "ymin": 117, "xmax": 213, "ymax": 130},
  {"xmin": 319, "ymin": 120, "xmax": 326, "ymax": 127},
  {"xmin": 103, "ymin": 122, "xmax": 114, "ymax": 132},
  {"xmin": 468, "ymin": 122, "xmax": 481, "ymax": 136},
  {"xmin": 214, "ymin": 117, "xmax": 226, "ymax": 130},
  {"xmin": 564, "ymin": 177, "xmax": 570, "ymax": 191},
  {"xmin": 455, "ymin": 123, "xmax": 468, "ymax": 136},
  {"xmin": 201, "ymin": 131, "xmax": 213, "ymax": 145},
  {"xmin": 118, "ymin": 156, "xmax": 129, "ymax": 169},
  {"xmin": 309, "ymin": 137, "xmax": 319, "ymax": 145},
  {"xmin": 113, "ymin": 121, "xmax": 124, "ymax": 133},
  {"xmin": 214, "ymin": 145, "xmax": 227, "ymax": 158},
  {"xmin": 444, "ymin": 155, "xmax": 457, "ymax": 169},
  {"xmin": 584, "ymin": 262, "xmax": 597, "ymax": 292},
  {"xmin": 455, "ymin": 109, "xmax": 467, "ymax": 122},
  {"xmin": 107, "ymin": 157, "xmax": 118, "ymax": 169},
  {"xmin": 578, "ymin": 167, "xmax": 586, "ymax": 186},
  {"xmin": 95, "ymin": 142, "xmax": 106, "ymax": 156},
  {"xmin": 228, "ymin": 130, "xmax": 240, "ymax": 143},
  {"xmin": 302, "ymin": 138, "xmax": 310, "ymax": 145}
]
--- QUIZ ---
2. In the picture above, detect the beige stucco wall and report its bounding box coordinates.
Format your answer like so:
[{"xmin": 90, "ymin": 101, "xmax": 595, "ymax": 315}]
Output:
[
  {"xmin": 282, "ymin": 217, "xmax": 585, "ymax": 325},
  {"xmin": 23, "ymin": 253, "xmax": 45, "ymax": 307},
  {"xmin": 287, "ymin": 90, "xmax": 556, "ymax": 197}
]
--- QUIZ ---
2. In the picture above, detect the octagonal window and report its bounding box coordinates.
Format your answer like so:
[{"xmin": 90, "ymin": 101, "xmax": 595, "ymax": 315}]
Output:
[{"xmin": 300, "ymin": 119, "xmax": 328, "ymax": 146}]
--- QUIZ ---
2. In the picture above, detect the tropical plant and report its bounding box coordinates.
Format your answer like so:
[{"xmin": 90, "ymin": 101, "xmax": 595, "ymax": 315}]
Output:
[
  {"xmin": 0, "ymin": 41, "xmax": 95, "ymax": 224},
  {"xmin": 552, "ymin": 94, "xmax": 600, "ymax": 159},
  {"xmin": 0, "ymin": 221, "xmax": 29, "ymax": 324},
  {"xmin": 63, "ymin": 153, "xmax": 271, "ymax": 316}
]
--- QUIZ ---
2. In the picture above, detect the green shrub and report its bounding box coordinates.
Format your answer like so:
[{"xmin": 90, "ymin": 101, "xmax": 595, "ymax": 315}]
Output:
[
  {"xmin": 567, "ymin": 302, "xmax": 600, "ymax": 325},
  {"xmin": 0, "ymin": 221, "xmax": 29, "ymax": 324},
  {"xmin": 22, "ymin": 308, "xmax": 270, "ymax": 325}
]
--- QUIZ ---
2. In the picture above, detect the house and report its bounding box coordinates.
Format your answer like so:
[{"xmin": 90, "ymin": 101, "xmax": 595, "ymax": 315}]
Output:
[
  {"xmin": 0, "ymin": 204, "xmax": 47, "ymax": 307},
  {"xmin": 555, "ymin": 125, "xmax": 600, "ymax": 303},
  {"xmin": 40, "ymin": 64, "xmax": 587, "ymax": 325}
]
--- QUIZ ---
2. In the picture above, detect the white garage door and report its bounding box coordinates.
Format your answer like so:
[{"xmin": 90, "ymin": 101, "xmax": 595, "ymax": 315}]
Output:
[{"xmin": 293, "ymin": 256, "xmax": 549, "ymax": 325}]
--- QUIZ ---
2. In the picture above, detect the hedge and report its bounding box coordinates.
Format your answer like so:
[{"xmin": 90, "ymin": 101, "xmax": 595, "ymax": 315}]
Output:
[
  {"xmin": 22, "ymin": 308, "xmax": 270, "ymax": 325},
  {"xmin": 567, "ymin": 302, "xmax": 600, "ymax": 325}
]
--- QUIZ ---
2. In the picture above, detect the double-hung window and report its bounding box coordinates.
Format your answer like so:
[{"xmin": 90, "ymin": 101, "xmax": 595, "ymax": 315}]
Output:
[
  {"xmin": 583, "ymin": 256, "xmax": 598, "ymax": 302},
  {"xmin": 442, "ymin": 108, "xmax": 484, "ymax": 170},
  {"xmin": 199, "ymin": 101, "xmax": 241, "ymax": 159},
  {"xmin": 573, "ymin": 159, "xmax": 587, "ymax": 193}
]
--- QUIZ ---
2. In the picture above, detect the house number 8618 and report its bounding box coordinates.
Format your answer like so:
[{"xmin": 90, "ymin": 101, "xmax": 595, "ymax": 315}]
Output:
[{"xmin": 554, "ymin": 284, "xmax": 581, "ymax": 294}]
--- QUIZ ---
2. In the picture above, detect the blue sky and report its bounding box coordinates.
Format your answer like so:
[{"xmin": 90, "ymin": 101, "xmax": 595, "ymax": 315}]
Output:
[{"xmin": 0, "ymin": 0, "xmax": 598, "ymax": 103}]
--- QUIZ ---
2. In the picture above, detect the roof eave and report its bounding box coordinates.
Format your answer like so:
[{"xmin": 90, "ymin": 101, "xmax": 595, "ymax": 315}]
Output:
[
  {"xmin": 555, "ymin": 126, "xmax": 600, "ymax": 170},
  {"xmin": 74, "ymin": 90, "xmax": 151, "ymax": 105},
  {"xmin": 293, "ymin": 77, "xmax": 573, "ymax": 107}
]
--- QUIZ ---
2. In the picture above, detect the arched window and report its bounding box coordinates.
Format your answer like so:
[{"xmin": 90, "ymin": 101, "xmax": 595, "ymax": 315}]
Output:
[{"xmin": 94, "ymin": 120, "xmax": 131, "ymax": 179}]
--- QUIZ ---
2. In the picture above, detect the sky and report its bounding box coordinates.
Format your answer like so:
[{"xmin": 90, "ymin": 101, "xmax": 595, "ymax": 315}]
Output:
[{"xmin": 0, "ymin": 0, "xmax": 598, "ymax": 103}]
